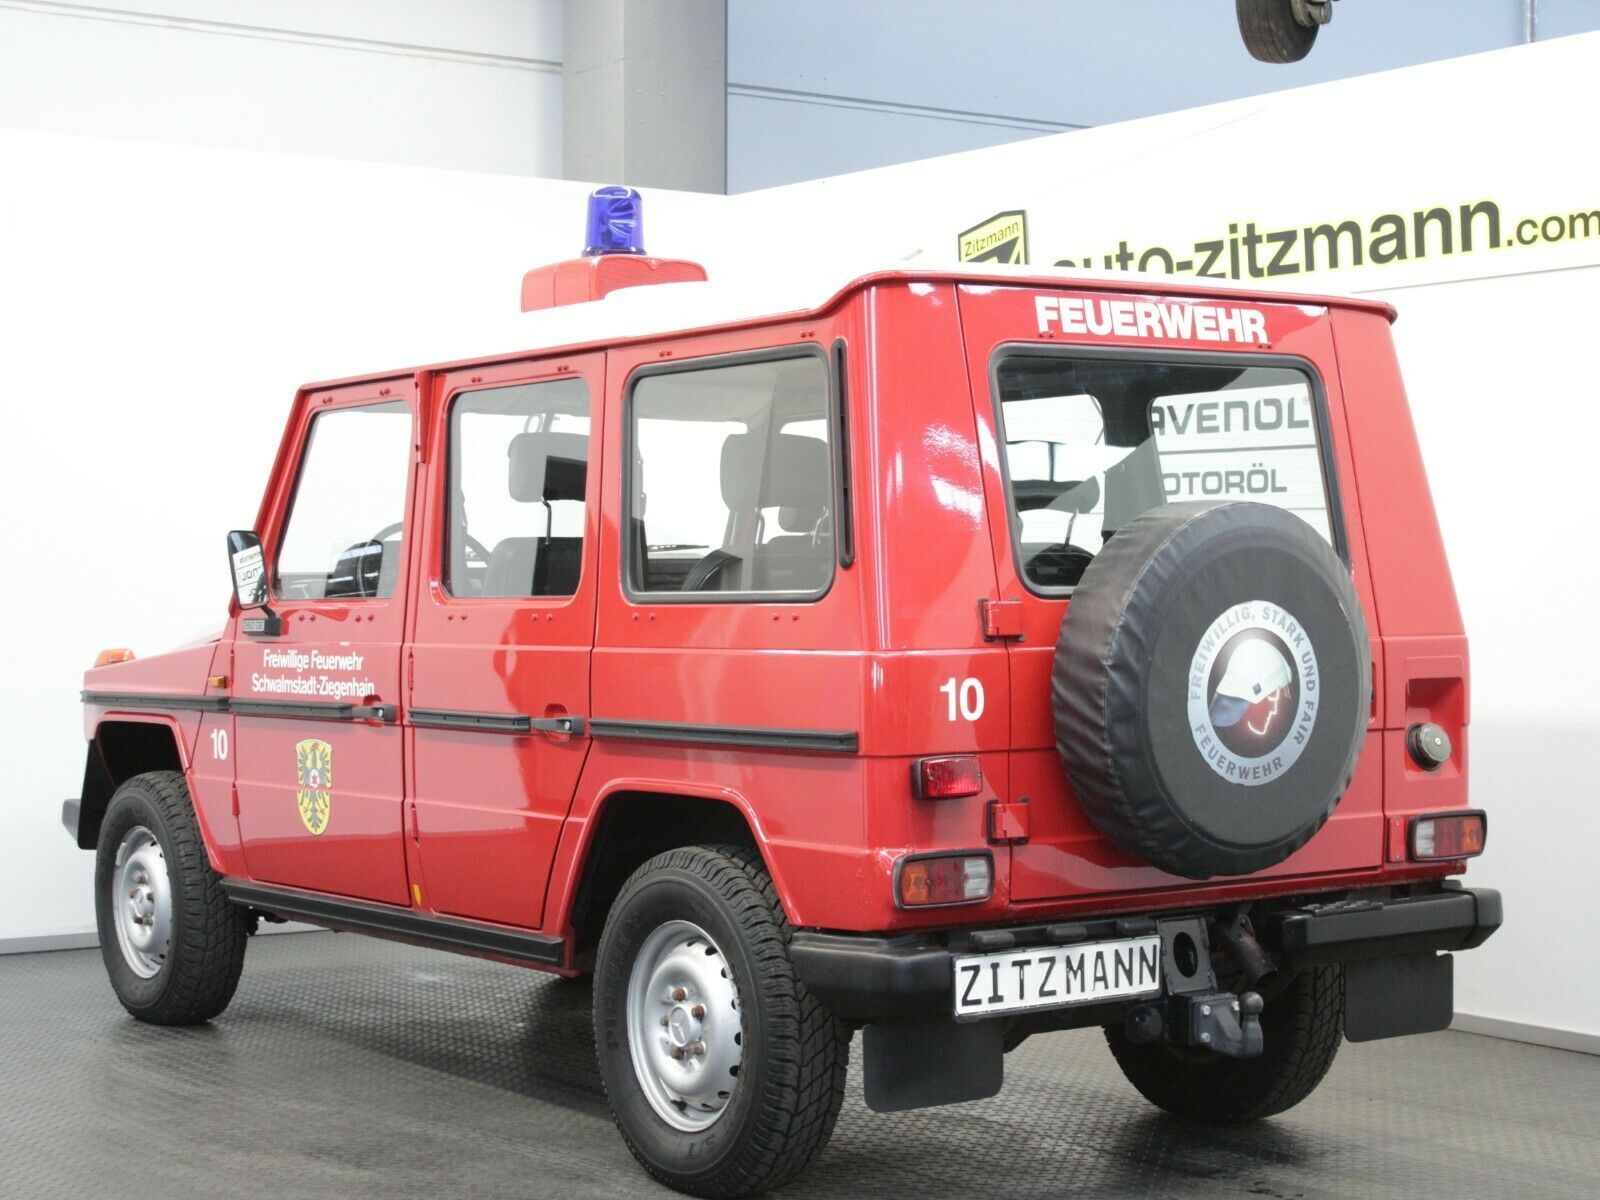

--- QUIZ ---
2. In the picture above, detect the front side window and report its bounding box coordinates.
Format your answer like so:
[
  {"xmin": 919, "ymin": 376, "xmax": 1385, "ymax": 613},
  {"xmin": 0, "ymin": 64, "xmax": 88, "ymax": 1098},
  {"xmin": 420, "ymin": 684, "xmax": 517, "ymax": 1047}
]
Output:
[
  {"xmin": 996, "ymin": 355, "xmax": 1334, "ymax": 591},
  {"xmin": 276, "ymin": 400, "xmax": 412, "ymax": 600},
  {"xmin": 629, "ymin": 354, "xmax": 834, "ymax": 597},
  {"xmin": 445, "ymin": 378, "xmax": 590, "ymax": 599}
]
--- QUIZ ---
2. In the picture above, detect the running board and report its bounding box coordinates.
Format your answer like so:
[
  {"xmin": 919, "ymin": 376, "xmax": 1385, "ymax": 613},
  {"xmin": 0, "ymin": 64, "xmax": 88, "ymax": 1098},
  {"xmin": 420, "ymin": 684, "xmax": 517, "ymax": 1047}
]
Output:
[{"xmin": 223, "ymin": 881, "xmax": 566, "ymax": 968}]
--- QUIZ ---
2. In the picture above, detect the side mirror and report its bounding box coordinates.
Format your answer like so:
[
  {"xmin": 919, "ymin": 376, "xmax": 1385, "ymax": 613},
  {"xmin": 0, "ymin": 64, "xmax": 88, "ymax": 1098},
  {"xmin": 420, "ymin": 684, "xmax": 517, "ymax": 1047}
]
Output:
[{"xmin": 227, "ymin": 530, "xmax": 281, "ymax": 636}]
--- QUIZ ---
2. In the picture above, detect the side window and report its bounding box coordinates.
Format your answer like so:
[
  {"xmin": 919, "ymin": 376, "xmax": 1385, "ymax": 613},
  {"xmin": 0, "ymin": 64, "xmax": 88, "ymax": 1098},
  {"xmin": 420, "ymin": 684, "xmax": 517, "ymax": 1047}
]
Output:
[
  {"xmin": 629, "ymin": 353, "xmax": 834, "ymax": 597},
  {"xmin": 445, "ymin": 378, "xmax": 590, "ymax": 599},
  {"xmin": 996, "ymin": 356, "xmax": 1334, "ymax": 591},
  {"xmin": 276, "ymin": 400, "xmax": 412, "ymax": 600}
]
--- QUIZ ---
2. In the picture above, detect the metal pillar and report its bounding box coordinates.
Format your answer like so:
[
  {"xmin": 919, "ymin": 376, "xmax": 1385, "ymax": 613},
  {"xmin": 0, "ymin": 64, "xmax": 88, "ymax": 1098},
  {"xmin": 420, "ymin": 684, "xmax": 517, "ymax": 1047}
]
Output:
[{"xmin": 562, "ymin": 0, "xmax": 727, "ymax": 193}]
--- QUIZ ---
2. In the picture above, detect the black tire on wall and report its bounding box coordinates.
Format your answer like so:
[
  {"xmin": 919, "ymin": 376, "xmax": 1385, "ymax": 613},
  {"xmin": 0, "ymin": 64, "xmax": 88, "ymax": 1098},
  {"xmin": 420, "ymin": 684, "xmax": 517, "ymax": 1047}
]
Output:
[
  {"xmin": 1236, "ymin": 0, "xmax": 1320, "ymax": 63},
  {"xmin": 94, "ymin": 771, "xmax": 249, "ymax": 1024},
  {"xmin": 1053, "ymin": 502, "xmax": 1370, "ymax": 880}
]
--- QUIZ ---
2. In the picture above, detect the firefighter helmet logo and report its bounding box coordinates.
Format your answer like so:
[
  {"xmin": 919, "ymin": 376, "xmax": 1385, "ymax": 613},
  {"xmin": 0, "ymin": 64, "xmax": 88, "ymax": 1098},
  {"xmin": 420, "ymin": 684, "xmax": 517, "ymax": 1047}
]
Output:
[
  {"xmin": 1187, "ymin": 601, "xmax": 1320, "ymax": 787},
  {"xmin": 295, "ymin": 739, "xmax": 333, "ymax": 835}
]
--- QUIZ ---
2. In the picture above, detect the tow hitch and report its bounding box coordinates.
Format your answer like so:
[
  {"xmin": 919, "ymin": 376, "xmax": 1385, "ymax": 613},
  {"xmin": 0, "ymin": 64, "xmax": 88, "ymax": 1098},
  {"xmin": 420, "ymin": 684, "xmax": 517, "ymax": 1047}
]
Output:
[{"xmin": 1124, "ymin": 990, "xmax": 1266, "ymax": 1059}]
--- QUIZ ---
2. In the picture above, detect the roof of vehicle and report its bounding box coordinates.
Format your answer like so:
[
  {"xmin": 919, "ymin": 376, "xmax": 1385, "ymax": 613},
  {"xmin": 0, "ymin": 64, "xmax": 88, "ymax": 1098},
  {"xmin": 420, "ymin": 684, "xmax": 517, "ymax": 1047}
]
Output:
[{"xmin": 304, "ymin": 261, "xmax": 1397, "ymax": 392}]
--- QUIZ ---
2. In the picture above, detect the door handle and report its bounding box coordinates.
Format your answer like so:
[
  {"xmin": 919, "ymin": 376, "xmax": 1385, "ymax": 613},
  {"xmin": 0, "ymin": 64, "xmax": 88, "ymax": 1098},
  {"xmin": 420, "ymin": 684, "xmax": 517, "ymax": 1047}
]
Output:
[
  {"xmin": 530, "ymin": 714, "xmax": 586, "ymax": 736},
  {"xmin": 351, "ymin": 702, "xmax": 398, "ymax": 723}
]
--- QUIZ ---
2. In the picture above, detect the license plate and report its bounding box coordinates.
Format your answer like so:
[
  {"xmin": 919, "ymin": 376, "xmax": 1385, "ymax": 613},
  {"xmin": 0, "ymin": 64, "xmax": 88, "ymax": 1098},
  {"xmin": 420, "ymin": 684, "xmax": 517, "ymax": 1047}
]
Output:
[{"xmin": 953, "ymin": 935, "xmax": 1162, "ymax": 1019}]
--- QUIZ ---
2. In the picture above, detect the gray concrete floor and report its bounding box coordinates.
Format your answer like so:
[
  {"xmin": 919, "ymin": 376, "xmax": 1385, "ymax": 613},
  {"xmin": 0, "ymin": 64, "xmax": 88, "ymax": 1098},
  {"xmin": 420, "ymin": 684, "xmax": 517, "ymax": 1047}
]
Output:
[{"xmin": 2, "ymin": 931, "xmax": 1595, "ymax": 1199}]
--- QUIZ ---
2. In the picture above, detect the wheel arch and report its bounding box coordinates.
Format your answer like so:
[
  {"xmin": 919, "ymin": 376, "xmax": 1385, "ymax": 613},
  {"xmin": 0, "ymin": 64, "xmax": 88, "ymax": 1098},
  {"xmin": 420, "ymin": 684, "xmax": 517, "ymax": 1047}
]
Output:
[
  {"xmin": 557, "ymin": 782, "xmax": 793, "ymax": 969},
  {"xmin": 76, "ymin": 718, "xmax": 189, "ymax": 850}
]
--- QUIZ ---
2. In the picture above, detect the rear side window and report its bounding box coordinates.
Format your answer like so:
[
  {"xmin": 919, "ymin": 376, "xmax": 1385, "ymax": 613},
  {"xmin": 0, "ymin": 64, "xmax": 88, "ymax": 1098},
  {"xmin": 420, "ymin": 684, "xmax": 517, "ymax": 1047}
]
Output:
[
  {"xmin": 994, "ymin": 354, "xmax": 1335, "ymax": 591},
  {"xmin": 628, "ymin": 353, "xmax": 834, "ymax": 598},
  {"xmin": 445, "ymin": 377, "xmax": 590, "ymax": 599},
  {"xmin": 276, "ymin": 400, "xmax": 412, "ymax": 600}
]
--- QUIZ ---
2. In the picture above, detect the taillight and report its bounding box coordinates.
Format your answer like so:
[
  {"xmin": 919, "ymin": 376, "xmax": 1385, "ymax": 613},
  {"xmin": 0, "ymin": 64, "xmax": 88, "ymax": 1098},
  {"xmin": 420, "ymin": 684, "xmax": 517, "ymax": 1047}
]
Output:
[
  {"xmin": 895, "ymin": 852, "xmax": 993, "ymax": 908},
  {"xmin": 912, "ymin": 755, "xmax": 983, "ymax": 800},
  {"xmin": 1410, "ymin": 811, "xmax": 1487, "ymax": 861}
]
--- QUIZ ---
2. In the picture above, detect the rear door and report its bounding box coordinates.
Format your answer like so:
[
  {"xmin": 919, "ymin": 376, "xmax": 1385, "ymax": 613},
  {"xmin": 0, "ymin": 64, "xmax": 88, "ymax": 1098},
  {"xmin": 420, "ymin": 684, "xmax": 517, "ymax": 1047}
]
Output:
[
  {"xmin": 405, "ymin": 356, "xmax": 602, "ymax": 929},
  {"xmin": 958, "ymin": 285, "xmax": 1385, "ymax": 901}
]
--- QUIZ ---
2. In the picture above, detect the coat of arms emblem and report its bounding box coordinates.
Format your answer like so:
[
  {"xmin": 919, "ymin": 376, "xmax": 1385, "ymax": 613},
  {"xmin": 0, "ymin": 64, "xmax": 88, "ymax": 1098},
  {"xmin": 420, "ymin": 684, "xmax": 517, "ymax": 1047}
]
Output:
[{"xmin": 294, "ymin": 739, "xmax": 333, "ymax": 835}]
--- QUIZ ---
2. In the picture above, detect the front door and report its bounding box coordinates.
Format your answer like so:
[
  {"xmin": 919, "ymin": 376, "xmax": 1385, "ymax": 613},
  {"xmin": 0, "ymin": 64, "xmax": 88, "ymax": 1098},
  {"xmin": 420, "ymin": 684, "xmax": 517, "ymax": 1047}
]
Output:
[
  {"xmin": 405, "ymin": 357, "xmax": 602, "ymax": 929},
  {"xmin": 231, "ymin": 379, "xmax": 417, "ymax": 905}
]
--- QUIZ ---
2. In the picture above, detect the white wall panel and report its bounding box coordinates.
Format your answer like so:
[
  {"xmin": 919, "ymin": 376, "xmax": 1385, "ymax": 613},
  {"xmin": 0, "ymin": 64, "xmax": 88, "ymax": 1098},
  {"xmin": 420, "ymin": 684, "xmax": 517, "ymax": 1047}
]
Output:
[{"xmin": 0, "ymin": 2, "xmax": 562, "ymax": 176}]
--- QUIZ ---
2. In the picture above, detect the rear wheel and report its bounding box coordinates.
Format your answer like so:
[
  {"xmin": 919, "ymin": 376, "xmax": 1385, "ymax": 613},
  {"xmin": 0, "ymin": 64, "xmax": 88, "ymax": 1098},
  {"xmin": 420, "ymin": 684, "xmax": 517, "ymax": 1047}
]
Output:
[
  {"xmin": 594, "ymin": 844, "xmax": 849, "ymax": 1197},
  {"xmin": 1106, "ymin": 965, "xmax": 1343, "ymax": 1122},
  {"xmin": 94, "ymin": 771, "xmax": 248, "ymax": 1025}
]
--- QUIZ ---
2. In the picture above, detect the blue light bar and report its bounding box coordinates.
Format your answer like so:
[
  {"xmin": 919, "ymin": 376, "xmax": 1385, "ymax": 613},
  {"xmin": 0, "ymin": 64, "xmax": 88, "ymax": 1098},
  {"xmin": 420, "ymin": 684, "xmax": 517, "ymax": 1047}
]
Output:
[{"xmin": 583, "ymin": 185, "xmax": 646, "ymax": 257}]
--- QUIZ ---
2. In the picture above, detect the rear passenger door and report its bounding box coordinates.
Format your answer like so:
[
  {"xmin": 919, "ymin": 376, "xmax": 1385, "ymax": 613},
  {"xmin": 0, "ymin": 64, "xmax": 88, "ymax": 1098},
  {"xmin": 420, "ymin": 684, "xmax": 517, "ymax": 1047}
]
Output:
[{"xmin": 406, "ymin": 357, "xmax": 602, "ymax": 929}]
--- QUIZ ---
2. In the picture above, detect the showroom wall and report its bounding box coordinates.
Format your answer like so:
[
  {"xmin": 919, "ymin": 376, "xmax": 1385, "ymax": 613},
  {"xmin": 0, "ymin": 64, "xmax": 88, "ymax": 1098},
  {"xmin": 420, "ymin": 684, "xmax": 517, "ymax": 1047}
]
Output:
[
  {"xmin": 0, "ymin": 0, "xmax": 564, "ymax": 176},
  {"xmin": 727, "ymin": 0, "xmax": 1600, "ymax": 190}
]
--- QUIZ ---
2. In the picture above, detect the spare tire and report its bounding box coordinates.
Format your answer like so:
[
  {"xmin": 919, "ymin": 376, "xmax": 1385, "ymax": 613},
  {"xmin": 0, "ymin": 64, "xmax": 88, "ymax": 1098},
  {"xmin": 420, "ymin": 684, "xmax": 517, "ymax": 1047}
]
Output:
[{"xmin": 1053, "ymin": 501, "xmax": 1369, "ymax": 879}]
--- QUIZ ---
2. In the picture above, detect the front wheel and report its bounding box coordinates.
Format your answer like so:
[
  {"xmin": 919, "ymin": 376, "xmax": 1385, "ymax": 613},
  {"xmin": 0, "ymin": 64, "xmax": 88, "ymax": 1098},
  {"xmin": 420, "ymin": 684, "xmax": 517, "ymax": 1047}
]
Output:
[
  {"xmin": 1106, "ymin": 965, "xmax": 1344, "ymax": 1122},
  {"xmin": 594, "ymin": 845, "xmax": 849, "ymax": 1197},
  {"xmin": 94, "ymin": 771, "xmax": 248, "ymax": 1025}
]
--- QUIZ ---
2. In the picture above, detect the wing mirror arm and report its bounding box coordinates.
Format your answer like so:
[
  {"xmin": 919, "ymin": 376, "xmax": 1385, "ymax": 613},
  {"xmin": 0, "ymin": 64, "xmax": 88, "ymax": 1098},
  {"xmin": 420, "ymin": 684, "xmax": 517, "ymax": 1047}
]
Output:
[{"xmin": 227, "ymin": 530, "xmax": 283, "ymax": 637}]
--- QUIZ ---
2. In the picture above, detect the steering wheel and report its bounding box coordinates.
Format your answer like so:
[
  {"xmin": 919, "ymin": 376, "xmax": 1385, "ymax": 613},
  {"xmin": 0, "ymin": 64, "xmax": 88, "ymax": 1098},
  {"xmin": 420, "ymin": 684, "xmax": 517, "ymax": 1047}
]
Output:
[{"xmin": 681, "ymin": 549, "xmax": 741, "ymax": 592}]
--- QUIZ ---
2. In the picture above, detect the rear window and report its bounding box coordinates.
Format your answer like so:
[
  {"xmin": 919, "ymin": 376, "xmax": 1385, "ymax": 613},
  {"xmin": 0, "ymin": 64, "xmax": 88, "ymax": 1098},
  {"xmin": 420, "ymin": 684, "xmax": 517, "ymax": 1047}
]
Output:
[{"xmin": 994, "ymin": 354, "xmax": 1335, "ymax": 591}]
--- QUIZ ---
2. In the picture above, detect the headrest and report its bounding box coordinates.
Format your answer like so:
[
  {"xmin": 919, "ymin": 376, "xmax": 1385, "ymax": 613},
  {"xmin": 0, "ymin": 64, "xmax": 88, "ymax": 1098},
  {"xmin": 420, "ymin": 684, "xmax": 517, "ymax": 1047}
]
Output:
[
  {"xmin": 720, "ymin": 433, "xmax": 829, "ymax": 512},
  {"xmin": 508, "ymin": 431, "xmax": 588, "ymax": 502}
]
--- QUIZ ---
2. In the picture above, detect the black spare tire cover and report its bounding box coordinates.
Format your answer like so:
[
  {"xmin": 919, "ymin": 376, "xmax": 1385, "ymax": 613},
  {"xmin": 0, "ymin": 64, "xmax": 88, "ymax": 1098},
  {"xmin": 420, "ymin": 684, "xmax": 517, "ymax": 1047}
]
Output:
[{"xmin": 1052, "ymin": 501, "xmax": 1370, "ymax": 880}]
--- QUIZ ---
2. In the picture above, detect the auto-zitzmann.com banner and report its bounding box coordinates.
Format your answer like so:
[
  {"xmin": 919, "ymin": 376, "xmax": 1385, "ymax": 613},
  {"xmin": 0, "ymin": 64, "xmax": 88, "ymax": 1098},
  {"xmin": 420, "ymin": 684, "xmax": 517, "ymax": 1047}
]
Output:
[{"xmin": 957, "ymin": 199, "xmax": 1599, "ymax": 280}]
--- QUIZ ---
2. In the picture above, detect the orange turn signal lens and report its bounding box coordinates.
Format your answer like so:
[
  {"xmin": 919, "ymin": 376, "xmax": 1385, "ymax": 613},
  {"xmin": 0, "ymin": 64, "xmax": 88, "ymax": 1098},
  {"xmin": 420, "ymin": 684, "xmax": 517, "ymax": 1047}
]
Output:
[
  {"xmin": 94, "ymin": 648, "xmax": 135, "ymax": 667},
  {"xmin": 1410, "ymin": 811, "xmax": 1487, "ymax": 861},
  {"xmin": 896, "ymin": 852, "xmax": 993, "ymax": 908}
]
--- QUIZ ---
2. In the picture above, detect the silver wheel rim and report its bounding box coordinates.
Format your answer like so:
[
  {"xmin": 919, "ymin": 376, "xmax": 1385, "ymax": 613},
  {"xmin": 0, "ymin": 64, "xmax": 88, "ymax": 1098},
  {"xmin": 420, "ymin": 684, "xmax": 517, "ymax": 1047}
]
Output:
[
  {"xmin": 625, "ymin": 919, "xmax": 744, "ymax": 1131},
  {"xmin": 111, "ymin": 826, "xmax": 172, "ymax": 979}
]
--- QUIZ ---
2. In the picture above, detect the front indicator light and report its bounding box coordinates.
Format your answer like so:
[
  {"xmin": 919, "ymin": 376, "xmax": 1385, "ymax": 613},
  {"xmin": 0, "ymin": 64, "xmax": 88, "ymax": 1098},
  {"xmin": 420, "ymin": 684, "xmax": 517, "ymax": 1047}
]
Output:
[
  {"xmin": 896, "ymin": 852, "xmax": 993, "ymax": 908},
  {"xmin": 1410, "ymin": 811, "xmax": 1487, "ymax": 861},
  {"xmin": 94, "ymin": 648, "xmax": 135, "ymax": 667}
]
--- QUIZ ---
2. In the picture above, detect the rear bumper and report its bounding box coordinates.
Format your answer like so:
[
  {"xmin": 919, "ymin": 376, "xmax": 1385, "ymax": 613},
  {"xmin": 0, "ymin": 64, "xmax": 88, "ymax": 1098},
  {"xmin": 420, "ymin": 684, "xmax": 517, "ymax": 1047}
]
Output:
[{"xmin": 792, "ymin": 885, "xmax": 1502, "ymax": 1025}]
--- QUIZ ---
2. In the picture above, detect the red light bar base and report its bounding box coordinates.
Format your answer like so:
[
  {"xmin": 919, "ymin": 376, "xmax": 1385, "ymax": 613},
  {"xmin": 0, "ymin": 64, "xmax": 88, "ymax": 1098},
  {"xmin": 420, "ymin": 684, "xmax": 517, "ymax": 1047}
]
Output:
[{"xmin": 520, "ymin": 255, "xmax": 708, "ymax": 311}]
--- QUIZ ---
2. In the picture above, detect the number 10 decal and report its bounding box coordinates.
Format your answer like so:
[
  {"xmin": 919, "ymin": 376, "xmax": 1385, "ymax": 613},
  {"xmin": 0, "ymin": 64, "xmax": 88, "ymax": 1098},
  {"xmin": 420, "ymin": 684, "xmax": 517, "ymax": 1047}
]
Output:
[{"xmin": 940, "ymin": 677, "xmax": 985, "ymax": 722}]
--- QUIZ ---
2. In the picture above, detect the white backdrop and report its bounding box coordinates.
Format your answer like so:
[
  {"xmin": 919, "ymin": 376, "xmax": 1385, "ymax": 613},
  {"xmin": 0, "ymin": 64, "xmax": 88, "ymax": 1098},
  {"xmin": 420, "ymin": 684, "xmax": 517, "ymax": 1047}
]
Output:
[{"xmin": 3, "ymin": 32, "xmax": 1596, "ymax": 1048}]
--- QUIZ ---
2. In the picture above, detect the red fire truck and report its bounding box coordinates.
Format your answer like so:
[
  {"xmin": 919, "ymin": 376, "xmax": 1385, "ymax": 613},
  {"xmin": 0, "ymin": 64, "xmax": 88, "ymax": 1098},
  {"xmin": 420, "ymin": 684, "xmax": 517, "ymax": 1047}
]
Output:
[{"xmin": 67, "ymin": 189, "xmax": 1497, "ymax": 1197}]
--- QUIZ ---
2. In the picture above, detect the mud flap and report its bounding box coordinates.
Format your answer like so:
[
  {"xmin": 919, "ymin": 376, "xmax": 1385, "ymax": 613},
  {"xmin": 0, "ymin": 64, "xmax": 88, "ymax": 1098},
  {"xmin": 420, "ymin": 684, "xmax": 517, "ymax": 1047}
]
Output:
[
  {"xmin": 863, "ymin": 1017, "xmax": 1004, "ymax": 1112},
  {"xmin": 1344, "ymin": 952, "xmax": 1454, "ymax": 1042}
]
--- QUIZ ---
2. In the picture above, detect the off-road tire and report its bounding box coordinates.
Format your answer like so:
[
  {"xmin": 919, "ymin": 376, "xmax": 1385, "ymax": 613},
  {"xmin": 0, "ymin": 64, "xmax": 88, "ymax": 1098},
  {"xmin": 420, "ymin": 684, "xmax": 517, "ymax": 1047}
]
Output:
[
  {"xmin": 1105, "ymin": 965, "xmax": 1343, "ymax": 1122},
  {"xmin": 1236, "ymin": 0, "xmax": 1320, "ymax": 63},
  {"xmin": 94, "ymin": 770, "xmax": 248, "ymax": 1024},
  {"xmin": 594, "ymin": 844, "xmax": 850, "ymax": 1197}
]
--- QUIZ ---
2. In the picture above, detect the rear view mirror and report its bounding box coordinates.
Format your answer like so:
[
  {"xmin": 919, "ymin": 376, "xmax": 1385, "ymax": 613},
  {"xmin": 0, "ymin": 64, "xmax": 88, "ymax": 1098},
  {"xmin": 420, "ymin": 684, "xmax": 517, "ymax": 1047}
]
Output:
[
  {"xmin": 227, "ymin": 530, "xmax": 281, "ymax": 636},
  {"xmin": 227, "ymin": 530, "xmax": 268, "ymax": 609}
]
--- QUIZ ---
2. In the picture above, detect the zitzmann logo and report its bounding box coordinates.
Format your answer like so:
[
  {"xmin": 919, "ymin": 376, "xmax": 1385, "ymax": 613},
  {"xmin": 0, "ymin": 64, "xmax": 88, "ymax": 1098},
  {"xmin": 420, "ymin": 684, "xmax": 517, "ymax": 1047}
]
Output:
[
  {"xmin": 1036, "ymin": 295, "xmax": 1268, "ymax": 346},
  {"xmin": 1188, "ymin": 601, "xmax": 1318, "ymax": 786},
  {"xmin": 959, "ymin": 210, "xmax": 1029, "ymax": 264},
  {"xmin": 295, "ymin": 739, "xmax": 333, "ymax": 835}
]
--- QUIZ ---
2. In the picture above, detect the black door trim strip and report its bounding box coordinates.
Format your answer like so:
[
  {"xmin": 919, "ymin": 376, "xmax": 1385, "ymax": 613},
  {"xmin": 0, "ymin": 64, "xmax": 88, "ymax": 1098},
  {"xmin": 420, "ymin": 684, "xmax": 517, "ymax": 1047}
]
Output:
[
  {"xmin": 81, "ymin": 690, "xmax": 229, "ymax": 714},
  {"xmin": 230, "ymin": 699, "xmax": 397, "ymax": 723},
  {"xmin": 409, "ymin": 707, "xmax": 533, "ymax": 734},
  {"xmin": 223, "ymin": 881, "xmax": 565, "ymax": 967},
  {"xmin": 588, "ymin": 718, "xmax": 858, "ymax": 754}
]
